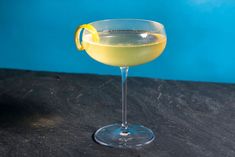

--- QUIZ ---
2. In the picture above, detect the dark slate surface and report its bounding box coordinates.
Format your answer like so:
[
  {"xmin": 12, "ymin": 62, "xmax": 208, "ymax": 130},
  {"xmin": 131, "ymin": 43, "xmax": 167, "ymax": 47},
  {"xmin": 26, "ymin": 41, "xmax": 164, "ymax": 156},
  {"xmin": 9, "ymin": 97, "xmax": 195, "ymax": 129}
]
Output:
[{"xmin": 0, "ymin": 69, "xmax": 235, "ymax": 157}]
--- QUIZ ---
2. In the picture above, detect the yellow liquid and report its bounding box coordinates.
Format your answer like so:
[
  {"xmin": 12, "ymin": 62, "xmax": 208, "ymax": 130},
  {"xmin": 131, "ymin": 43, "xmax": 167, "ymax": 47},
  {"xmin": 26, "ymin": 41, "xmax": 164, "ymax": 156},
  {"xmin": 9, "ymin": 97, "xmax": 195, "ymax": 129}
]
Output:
[{"xmin": 82, "ymin": 30, "xmax": 167, "ymax": 66}]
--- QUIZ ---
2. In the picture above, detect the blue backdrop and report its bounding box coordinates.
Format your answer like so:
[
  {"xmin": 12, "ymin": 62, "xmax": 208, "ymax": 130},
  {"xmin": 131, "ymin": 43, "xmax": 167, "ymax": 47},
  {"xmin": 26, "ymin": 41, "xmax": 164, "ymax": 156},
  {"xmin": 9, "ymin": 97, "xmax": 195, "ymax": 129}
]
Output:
[{"xmin": 1, "ymin": 0, "xmax": 235, "ymax": 83}]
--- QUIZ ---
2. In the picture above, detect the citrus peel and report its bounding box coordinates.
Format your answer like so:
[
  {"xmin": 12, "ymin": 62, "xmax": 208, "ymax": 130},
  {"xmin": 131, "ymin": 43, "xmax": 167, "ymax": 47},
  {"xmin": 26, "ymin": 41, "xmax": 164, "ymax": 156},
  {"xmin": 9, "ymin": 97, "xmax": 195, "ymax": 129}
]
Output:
[{"xmin": 74, "ymin": 24, "xmax": 100, "ymax": 51}]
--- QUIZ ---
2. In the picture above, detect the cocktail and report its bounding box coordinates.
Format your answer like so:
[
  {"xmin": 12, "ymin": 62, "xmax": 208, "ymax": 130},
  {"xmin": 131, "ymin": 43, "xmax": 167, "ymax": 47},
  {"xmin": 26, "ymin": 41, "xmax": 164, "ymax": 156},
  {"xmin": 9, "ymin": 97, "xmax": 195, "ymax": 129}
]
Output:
[{"xmin": 75, "ymin": 19, "xmax": 167, "ymax": 148}]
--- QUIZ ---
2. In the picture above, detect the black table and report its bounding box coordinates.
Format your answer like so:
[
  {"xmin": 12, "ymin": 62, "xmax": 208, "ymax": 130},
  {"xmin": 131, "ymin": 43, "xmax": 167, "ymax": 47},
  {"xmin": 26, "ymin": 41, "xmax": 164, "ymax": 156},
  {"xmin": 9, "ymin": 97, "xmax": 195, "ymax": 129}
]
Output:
[{"xmin": 0, "ymin": 69, "xmax": 235, "ymax": 157}]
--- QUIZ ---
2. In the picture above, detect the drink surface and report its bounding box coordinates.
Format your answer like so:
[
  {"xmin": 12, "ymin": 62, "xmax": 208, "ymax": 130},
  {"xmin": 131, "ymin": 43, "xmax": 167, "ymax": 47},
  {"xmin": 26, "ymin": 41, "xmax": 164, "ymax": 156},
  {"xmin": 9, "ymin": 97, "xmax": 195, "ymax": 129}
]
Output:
[{"xmin": 82, "ymin": 30, "xmax": 167, "ymax": 66}]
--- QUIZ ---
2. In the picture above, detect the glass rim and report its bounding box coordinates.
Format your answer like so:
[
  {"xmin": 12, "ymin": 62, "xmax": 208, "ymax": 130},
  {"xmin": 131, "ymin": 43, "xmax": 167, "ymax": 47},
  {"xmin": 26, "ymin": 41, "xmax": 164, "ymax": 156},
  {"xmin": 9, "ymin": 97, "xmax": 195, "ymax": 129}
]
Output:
[{"xmin": 89, "ymin": 18, "xmax": 165, "ymax": 28}]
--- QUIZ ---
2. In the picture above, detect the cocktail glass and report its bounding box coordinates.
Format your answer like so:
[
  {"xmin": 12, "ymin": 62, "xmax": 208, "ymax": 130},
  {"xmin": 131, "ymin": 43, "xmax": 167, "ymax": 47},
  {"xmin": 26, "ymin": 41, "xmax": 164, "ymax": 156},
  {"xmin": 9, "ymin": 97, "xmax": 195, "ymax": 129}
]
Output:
[{"xmin": 75, "ymin": 19, "xmax": 167, "ymax": 148}]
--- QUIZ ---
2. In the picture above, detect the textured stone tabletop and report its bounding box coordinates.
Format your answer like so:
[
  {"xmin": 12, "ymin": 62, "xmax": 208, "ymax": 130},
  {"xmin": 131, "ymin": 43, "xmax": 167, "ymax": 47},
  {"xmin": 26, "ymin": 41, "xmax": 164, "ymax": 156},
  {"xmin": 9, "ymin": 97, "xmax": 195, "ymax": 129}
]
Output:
[{"xmin": 0, "ymin": 69, "xmax": 235, "ymax": 157}]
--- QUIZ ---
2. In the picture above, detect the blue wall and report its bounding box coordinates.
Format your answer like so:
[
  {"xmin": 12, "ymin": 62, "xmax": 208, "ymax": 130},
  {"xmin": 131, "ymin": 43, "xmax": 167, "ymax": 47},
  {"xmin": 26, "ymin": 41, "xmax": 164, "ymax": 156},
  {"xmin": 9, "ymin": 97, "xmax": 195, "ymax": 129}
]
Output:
[{"xmin": 1, "ymin": 0, "xmax": 235, "ymax": 83}]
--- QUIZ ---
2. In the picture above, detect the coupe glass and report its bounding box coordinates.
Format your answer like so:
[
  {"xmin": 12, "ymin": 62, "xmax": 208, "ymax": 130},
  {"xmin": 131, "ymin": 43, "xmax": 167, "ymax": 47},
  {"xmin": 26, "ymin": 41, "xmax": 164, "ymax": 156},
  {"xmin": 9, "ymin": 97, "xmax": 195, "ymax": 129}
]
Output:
[{"xmin": 75, "ymin": 19, "xmax": 167, "ymax": 148}]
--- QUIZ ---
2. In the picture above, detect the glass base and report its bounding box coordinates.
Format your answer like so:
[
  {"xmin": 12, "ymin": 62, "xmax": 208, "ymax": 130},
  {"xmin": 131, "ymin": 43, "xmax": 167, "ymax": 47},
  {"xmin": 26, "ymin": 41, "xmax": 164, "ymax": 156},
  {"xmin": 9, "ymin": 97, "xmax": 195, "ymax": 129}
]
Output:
[{"xmin": 94, "ymin": 123, "xmax": 155, "ymax": 148}]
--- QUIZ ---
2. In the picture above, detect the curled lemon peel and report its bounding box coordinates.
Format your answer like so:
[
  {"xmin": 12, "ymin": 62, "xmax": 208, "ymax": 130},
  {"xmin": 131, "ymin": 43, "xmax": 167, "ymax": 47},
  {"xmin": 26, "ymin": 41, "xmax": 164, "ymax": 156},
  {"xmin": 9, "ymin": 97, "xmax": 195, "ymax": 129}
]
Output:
[{"xmin": 74, "ymin": 24, "xmax": 100, "ymax": 51}]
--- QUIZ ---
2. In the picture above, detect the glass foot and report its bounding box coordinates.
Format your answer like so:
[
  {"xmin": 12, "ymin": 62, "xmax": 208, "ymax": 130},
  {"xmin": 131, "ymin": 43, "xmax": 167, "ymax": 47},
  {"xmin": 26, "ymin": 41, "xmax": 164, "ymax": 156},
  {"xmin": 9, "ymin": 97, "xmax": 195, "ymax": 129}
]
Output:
[{"xmin": 94, "ymin": 123, "xmax": 155, "ymax": 148}]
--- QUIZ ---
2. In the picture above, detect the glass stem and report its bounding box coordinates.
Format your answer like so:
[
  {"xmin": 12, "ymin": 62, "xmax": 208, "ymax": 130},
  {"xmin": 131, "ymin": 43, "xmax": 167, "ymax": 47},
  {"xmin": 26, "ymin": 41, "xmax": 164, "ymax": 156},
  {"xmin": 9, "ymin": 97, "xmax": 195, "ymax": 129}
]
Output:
[{"xmin": 120, "ymin": 67, "xmax": 129, "ymax": 132}]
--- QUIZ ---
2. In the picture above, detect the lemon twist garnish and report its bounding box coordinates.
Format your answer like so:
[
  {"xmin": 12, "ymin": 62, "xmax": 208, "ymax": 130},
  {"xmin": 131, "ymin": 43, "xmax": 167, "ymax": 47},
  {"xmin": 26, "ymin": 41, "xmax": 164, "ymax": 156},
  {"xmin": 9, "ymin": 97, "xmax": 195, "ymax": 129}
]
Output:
[{"xmin": 74, "ymin": 24, "xmax": 100, "ymax": 51}]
